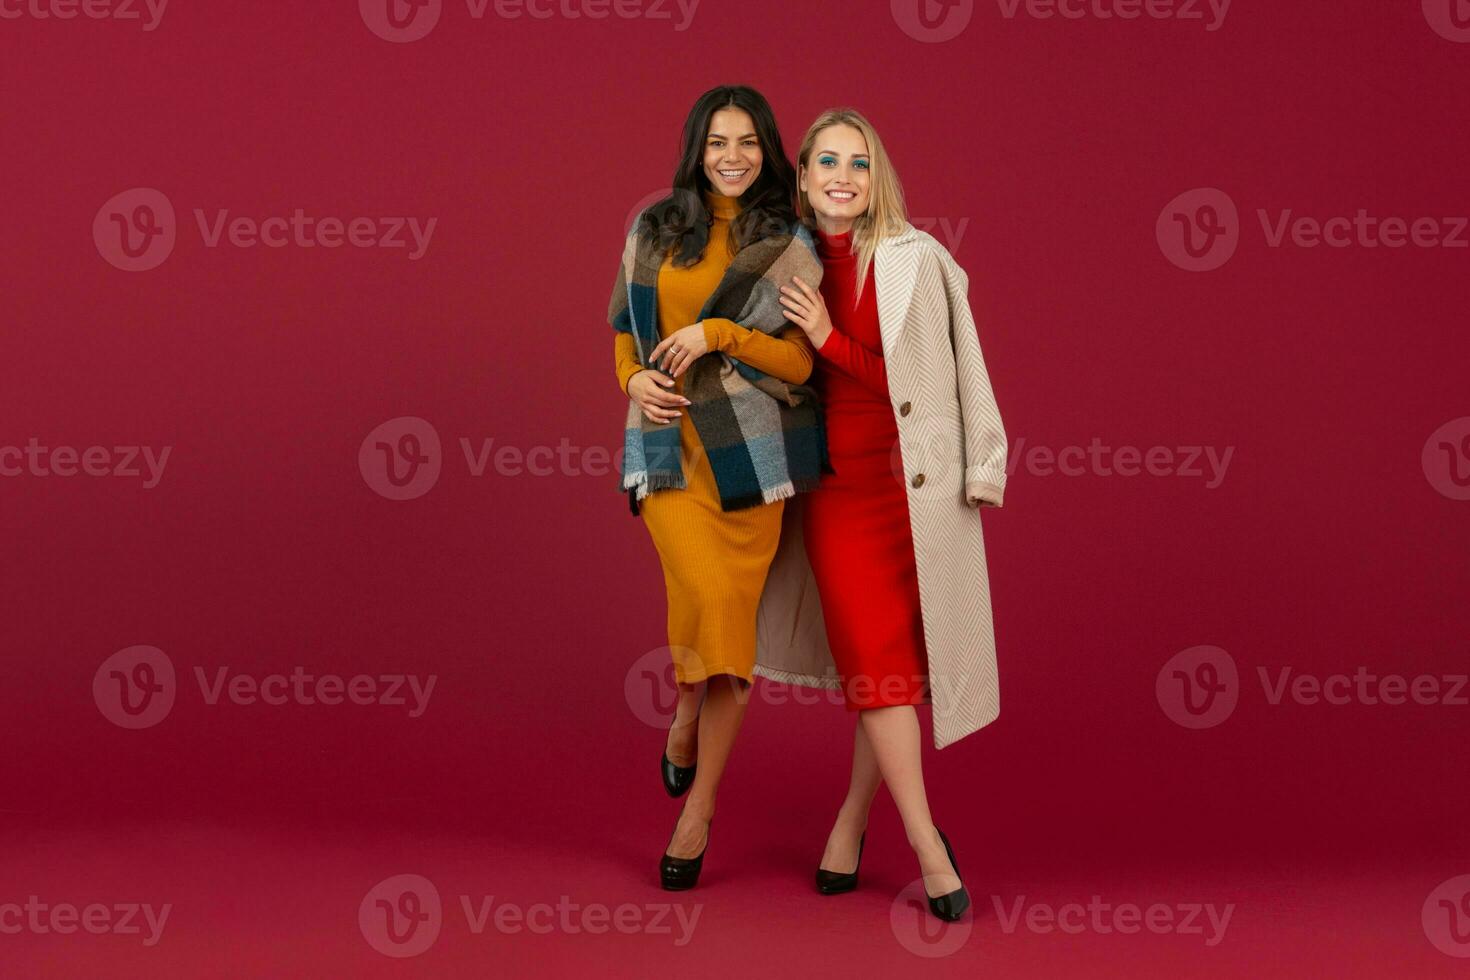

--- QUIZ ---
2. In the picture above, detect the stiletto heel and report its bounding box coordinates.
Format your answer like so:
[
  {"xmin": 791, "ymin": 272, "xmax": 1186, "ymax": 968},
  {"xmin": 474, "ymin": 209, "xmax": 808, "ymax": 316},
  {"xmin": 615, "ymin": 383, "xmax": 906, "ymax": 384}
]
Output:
[
  {"xmin": 659, "ymin": 813, "xmax": 711, "ymax": 891},
  {"xmin": 660, "ymin": 751, "xmax": 696, "ymax": 798},
  {"xmin": 926, "ymin": 827, "xmax": 970, "ymax": 922},
  {"xmin": 815, "ymin": 831, "xmax": 865, "ymax": 895}
]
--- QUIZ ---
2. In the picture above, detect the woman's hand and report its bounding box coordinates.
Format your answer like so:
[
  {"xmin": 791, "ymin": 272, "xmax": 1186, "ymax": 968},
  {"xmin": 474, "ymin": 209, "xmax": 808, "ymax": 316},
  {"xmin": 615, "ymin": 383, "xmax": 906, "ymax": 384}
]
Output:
[
  {"xmin": 779, "ymin": 276, "xmax": 833, "ymax": 347},
  {"xmin": 648, "ymin": 323, "xmax": 710, "ymax": 378},
  {"xmin": 627, "ymin": 369, "xmax": 690, "ymax": 424}
]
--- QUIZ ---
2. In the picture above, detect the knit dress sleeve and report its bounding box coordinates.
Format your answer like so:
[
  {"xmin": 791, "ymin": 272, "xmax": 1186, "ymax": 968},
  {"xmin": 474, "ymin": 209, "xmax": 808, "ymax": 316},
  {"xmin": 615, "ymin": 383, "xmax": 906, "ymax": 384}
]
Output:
[
  {"xmin": 614, "ymin": 333, "xmax": 644, "ymax": 395},
  {"xmin": 701, "ymin": 319, "xmax": 814, "ymax": 385},
  {"xmin": 814, "ymin": 327, "xmax": 888, "ymax": 400}
]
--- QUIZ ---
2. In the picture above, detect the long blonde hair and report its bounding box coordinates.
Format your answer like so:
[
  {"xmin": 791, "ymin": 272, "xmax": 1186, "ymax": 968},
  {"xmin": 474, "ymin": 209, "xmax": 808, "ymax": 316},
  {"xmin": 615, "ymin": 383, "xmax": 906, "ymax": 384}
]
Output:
[{"xmin": 795, "ymin": 108, "xmax": 908, "ymax": 298}]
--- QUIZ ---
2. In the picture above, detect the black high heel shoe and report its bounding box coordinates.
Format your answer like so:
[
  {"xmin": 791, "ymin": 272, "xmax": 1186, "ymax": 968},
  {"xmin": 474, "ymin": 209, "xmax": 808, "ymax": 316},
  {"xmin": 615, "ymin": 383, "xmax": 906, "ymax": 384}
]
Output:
[
  {"xmin": 660, "ymin": 751, "xmax": 696, "ymax": 798},
  {"xmin": 925, "ymin": 827, "xmax": 970, "ymax": 922},
  {"xmin": 659, "ymin": 812, "xmax": 711, "ymax": 891},
  {"xmin": 815, "ymin": 831, "xmax": 865, "ymax": 895}
]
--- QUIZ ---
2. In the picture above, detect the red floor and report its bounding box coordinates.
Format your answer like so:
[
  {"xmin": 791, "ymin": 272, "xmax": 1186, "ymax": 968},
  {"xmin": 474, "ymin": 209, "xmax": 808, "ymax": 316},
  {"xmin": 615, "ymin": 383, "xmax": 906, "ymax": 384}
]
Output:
[{"xmin": 5, "ymin": 817, "xmax": 1464, "ymax": 978}]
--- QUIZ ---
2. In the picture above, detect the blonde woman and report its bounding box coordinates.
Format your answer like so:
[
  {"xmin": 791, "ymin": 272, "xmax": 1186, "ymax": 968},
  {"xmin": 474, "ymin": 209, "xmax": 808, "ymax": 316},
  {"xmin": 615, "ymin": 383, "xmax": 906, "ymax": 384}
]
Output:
[{"xmin": 775, "ymin": 109, "xmax": 1008, "ymax": 921}]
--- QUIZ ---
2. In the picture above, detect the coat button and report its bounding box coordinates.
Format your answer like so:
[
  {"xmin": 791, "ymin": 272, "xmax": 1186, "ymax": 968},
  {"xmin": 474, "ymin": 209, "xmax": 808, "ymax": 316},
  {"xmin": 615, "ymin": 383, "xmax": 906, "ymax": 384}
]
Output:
[
  {"xmin": 911, "ymin": 473, "xmax": 925, "ymax": 488},
  {"xmin": 899, "ymin": 401, "xmax": 912, "ymax": 417}
]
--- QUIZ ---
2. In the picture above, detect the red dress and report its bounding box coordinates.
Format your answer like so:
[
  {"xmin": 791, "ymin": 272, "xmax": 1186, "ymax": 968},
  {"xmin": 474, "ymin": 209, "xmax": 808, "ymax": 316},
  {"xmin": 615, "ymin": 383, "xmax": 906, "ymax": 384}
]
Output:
[{"xmin": 802, "ymin": 228, "xmax": 928, "ymax": 710}]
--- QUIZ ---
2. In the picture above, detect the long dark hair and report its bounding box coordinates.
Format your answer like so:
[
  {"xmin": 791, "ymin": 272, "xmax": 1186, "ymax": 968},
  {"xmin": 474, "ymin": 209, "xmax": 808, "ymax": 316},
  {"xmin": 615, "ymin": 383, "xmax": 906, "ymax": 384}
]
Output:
[{"xmin": 640, "ymin": 85, "xmax": 799, "ymax": 267}]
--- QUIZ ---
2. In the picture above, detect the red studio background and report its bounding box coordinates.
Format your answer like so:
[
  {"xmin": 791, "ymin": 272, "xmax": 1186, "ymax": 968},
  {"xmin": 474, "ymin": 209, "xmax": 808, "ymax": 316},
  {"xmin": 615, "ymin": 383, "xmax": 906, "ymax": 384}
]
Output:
[{"xmin": 3, "ymin": 2, "xmax": 1468, "ymax": 977}]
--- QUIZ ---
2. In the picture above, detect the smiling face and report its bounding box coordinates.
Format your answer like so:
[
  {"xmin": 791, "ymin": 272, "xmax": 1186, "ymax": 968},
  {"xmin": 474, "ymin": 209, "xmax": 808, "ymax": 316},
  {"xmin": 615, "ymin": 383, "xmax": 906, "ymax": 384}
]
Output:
[
  {"xmin": 799, "ymin": 124, "xmax": 871, "ymax": 233},
  {"xmin": 702, "ymin": 107, "xmax": 763, "ymax": 197}
]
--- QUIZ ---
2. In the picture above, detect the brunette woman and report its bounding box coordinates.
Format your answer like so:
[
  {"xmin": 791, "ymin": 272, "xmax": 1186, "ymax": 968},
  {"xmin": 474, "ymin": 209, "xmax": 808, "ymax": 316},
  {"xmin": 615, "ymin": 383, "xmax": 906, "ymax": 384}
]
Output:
[
  {"xmin": 777, "ymin": 109, "xmax": 1008, "ymax": 921},
  {"xmin": 608, "ymin": 86, "xmax": 826, "ymax": 890}
]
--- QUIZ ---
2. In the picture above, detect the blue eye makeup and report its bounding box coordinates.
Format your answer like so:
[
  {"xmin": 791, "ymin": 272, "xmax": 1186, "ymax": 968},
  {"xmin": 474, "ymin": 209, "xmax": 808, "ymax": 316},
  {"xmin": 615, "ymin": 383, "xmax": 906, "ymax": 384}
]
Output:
[
  {"xmin": 854, "ymin": 159, "xmax": 870, "ymax": 170},
  {"xmin": 818, "ymin": 155, "xmax": 837, "ymax": 167}
]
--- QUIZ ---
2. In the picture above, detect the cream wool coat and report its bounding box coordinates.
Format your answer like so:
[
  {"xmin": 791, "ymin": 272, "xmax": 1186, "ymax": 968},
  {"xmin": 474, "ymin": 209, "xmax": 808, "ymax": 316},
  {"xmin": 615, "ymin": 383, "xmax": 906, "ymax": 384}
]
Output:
[{"xmin": 752, "ymin": 223, "xmax": 1008, "ymax": 750}]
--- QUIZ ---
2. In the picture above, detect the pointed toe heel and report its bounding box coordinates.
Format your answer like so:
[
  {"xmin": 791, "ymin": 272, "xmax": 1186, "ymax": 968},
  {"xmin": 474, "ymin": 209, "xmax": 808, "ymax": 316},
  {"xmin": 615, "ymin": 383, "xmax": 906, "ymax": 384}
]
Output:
[
  {"xmin": 815, "ymin": 832, "xmax": 865, "ymax": 895},
  {"xmin": 926, "ymin": 828, "xmax": 971, "ymax": 922}
]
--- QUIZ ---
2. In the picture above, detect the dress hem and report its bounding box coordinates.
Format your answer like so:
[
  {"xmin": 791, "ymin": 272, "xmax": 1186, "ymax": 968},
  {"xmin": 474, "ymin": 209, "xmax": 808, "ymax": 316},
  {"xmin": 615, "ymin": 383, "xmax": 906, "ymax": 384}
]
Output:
[{"xmin": 673, "ymin": 664, "xmax": 754, "ymax": 686}]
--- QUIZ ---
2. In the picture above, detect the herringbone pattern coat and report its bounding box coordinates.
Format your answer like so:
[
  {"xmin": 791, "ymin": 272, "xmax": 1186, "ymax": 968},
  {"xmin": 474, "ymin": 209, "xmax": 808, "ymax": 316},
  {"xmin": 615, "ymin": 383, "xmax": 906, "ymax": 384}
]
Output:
[{"xmin": 753, "ymin": 223, "xmax": 1008, "ymax": 749}]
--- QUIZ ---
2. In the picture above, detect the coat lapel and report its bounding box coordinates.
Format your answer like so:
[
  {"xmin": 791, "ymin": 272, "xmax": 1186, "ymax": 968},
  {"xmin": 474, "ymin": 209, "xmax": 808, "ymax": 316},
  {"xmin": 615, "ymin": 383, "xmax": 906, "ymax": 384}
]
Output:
[{"xmin": 873, "ymin": 223, "xmax": 921, "ymax": 359}]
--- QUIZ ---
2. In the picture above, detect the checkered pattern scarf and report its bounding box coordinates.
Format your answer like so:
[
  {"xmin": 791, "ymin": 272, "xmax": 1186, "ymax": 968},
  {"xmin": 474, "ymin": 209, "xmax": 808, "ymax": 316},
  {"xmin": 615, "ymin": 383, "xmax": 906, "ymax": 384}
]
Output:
[{"xmin": 609, "ymin": 209, "xmax": 830, "ymax": 514}]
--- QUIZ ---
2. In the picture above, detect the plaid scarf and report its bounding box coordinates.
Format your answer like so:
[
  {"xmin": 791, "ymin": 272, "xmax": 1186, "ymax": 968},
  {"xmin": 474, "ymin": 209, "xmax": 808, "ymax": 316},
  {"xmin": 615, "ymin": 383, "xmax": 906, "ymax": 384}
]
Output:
[{"xmin": 609, "ymin": 207, "xmax": 830, "ymax": 514}]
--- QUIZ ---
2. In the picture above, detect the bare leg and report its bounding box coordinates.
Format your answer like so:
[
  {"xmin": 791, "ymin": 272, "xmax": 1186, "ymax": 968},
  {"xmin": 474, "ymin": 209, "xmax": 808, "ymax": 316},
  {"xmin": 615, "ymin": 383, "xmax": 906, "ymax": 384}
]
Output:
[
  {"xmin": 665, "ymin": 674, "xmax": 752, "ymax": 858},
  {"xmin": 858, "ymin": 705, "xmax": 960, "ymax": 897},
  {"xmin": 665, "ymin": 682, "xmax": 704, "ymax": 767},
  {"xmin": 819, "ymin": 719, "xmax": 882, "ymax": 873}
]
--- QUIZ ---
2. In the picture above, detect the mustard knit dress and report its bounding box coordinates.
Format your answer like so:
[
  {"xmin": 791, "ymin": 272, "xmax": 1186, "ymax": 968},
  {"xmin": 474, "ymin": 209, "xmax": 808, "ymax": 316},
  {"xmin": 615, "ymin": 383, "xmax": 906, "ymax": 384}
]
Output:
[{"xmin": 614, "ymin": 191, "xmax": 816, "ymax": 684}]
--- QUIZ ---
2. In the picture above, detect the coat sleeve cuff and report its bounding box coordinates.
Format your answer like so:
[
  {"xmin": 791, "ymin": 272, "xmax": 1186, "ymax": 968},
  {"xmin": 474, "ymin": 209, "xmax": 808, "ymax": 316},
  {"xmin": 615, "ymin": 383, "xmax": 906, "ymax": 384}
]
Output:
[{"xmin": 964, "ymin": 466, "xmax": 1006, "ymax": 508}]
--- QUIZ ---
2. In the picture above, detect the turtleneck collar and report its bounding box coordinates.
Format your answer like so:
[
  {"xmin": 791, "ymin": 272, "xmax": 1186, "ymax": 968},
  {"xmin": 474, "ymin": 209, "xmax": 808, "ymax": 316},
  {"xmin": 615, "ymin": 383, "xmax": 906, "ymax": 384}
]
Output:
[
  {"xmin": 816, "ymin": 226, "xmax": 855, "ymax": 257},
  {"xmin": 704, "ymin": 190, "xmax": 740, "ymax": 221}
]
